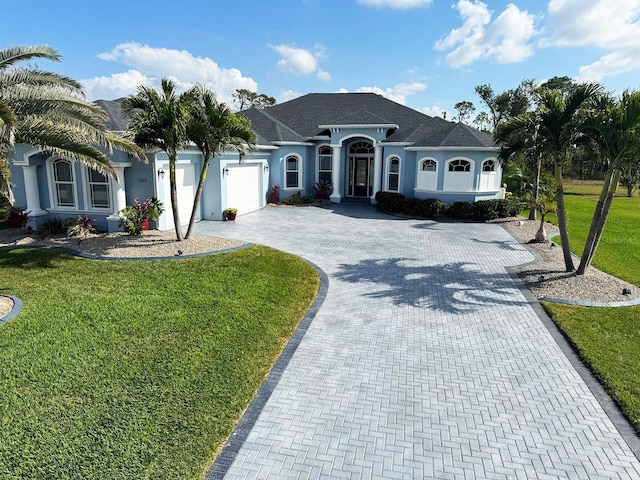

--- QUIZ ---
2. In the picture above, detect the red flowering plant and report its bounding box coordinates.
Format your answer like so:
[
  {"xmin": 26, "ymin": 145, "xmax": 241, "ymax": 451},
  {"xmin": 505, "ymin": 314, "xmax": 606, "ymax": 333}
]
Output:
[
  {"xmin": 64, "ymin": 216, "xmax": 96, "ymax": 238},
  {"xmin": 118, "ymin": 197, "xmax": 164, "ymax": 236}
]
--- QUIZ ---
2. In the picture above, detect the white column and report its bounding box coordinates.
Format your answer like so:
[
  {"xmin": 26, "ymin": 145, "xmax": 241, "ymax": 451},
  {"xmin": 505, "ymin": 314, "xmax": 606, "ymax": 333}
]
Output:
[
  {"xmin": 22, "ymin": 166, "xmax": 45, "ymax": 215},
  {"xmin": 372, "ymin": 143, "xmax": 383, "ymax": 204},
  {"xmin": 330, "ymin": 145, "xmax": 342, "ymax": 203},
  {"xmin": 111, "ymin": 165, "xmax": 127, "ymax": 213},
  {"xmin": 107, "ymin": 165, "xmax": 128, "ymax": 232}
]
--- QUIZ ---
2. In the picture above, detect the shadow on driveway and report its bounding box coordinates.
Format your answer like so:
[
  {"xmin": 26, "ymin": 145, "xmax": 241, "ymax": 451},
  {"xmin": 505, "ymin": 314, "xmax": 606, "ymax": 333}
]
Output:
[{"xmin": 334, "ymin": 258, "xmax": 528, "ymax": 314}]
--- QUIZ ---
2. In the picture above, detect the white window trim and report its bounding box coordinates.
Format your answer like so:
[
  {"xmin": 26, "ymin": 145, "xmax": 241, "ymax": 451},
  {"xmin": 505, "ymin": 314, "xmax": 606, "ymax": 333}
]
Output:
[
  {"xmin": 317, "ymin": 145, "xmax": 332, "ymax": 183},
  {"xmin": 416, "ymin": 157, "xmax": 439, "ymax": 191},
  {"xmin": 385, "ymin": 155, "xmax": 401, "ymax": 192},
  {"xmin": 447, "ymin": 158, "xmax": 473, "ymax": 172},
  {"xmin": 284, "ymin": 154, "xmax": 302, "ymax": 190},
  {"xmin": 482, "ymin": 159, "xmax": 496, "ymax": 172},
  {"xmin": 420, "ymin": 158, "xmax": 438, "ymax": 172},
  {"xmin": 46, "ymin": 158, "xmax": 79, "ymax": 211},
  {"xmin": 82, "ymin": 167, "xmax": 114, "ymax": 212}
]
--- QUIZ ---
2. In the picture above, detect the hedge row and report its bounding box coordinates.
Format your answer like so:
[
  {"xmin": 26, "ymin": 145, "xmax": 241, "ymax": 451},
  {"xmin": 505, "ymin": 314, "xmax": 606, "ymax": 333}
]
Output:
[{"xmin": 374, "ymin": 192, "xmax": 525, "ymax": 221}]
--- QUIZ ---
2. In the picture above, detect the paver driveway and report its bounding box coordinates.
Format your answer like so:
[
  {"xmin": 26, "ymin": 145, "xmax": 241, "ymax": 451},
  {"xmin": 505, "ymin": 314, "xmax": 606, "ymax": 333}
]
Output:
[{"xmin": 197, "ymin": 204, "xmax": 640, "ymax": 479}]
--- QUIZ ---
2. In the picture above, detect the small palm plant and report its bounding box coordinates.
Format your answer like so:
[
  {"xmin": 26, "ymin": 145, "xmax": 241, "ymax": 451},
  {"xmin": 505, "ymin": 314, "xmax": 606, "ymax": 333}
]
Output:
[{"xmin": 533, "ymin": 191, "xmax": 556, "ymax": 242}]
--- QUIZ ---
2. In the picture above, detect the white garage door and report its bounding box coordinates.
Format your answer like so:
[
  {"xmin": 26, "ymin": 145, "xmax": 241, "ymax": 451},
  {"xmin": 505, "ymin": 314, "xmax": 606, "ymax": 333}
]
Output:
[
  {"xmin": 162, "ymin": 163, "xmax": 196, "ymax": 230},
  {"xmin": 226, "ymin": 164, "xmax": 261, "ymax": 215}
]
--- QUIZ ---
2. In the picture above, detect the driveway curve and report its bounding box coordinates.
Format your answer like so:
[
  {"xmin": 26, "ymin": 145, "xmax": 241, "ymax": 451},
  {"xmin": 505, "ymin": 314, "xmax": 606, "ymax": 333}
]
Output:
[{"xmin": 196, "ymin": 204, "xmax": 640, "ymax": 479}]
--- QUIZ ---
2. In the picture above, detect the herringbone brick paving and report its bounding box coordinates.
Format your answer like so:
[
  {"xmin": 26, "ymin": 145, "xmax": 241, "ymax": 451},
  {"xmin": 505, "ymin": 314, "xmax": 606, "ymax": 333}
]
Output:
[{"xmin": 196, "ymin": 204, "xmax": 640, "ymax": 479}]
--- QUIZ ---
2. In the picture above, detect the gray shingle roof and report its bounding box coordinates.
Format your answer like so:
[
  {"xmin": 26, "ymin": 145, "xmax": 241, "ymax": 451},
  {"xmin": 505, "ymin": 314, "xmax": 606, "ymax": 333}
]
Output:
[
  {"xmin": 94, "ymin": 99, "xmax": 128, "ymax": 131},
  {"xmin": 240, "ymin": 93, "xmax": 496, "ymax": 148},
  {"xmin": 96, "ymin": 93, "xmax": 496, "ymax": 149}
]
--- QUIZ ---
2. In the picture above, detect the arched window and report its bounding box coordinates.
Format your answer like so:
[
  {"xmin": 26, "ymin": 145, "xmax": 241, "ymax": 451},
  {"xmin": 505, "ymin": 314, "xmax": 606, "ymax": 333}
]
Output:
[
  {"xmin": 448, "ymin": 159, "xmax": 471, "ymax": 172},
  {"xmin": 421, "ymin": 159, "xmax": 437, "ymax": 172},
  {"xmin": 87, "ymin": 169, "xmax": 111, "ymax": 209},
  {"xmin": 349, "ymin": 141, "xmax": 375, "ymax": 154},
  {"xmin": 482, "ymin": 160, "xmax": 495, "ymax": 172},
  {"xmin": 318, "ymin": 146, "xmax": 332, "ymax": 184},
  {"xmin": 53, "ymin": 159, "xmax": 75, "ymax": 207},
  {"xmin": 285, "ymin": 155, "xmax": 301, "ymax": 189},
  {"xmin": 387, "ymin": 156, "xmax": 400, "ymax": 192},
  {"xmin": 444, "ymin": 158, "xmax": 473, "ymax": 192}
]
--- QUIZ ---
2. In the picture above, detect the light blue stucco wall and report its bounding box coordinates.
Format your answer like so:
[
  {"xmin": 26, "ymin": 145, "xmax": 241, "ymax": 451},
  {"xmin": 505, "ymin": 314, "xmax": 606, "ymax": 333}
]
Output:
[
  {"xmin": 410, "ymin": 149, "xmax": 502, "ymax": 203},
  {"xmin": 8, "ymin": 144, "xmax": 150, "ymax": 231}
]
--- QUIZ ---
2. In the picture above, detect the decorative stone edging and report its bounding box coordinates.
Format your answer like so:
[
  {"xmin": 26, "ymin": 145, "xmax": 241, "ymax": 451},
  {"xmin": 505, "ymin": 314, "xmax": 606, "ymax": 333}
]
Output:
[
  {"xmin": 0, "ymin": 295, "xmax": 23, "ymax": 325},
  {"xmin": 538, "ymin": 295, "xmax": 640, "ymax": 307}
]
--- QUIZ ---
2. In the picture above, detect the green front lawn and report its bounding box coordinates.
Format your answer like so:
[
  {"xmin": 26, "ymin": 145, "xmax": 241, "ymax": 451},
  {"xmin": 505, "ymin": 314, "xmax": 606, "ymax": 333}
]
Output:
[
  {"xmin": 541, "ymin": 180, "xmax": 640, "ymax": 432},
  {"xmin": 0, "ymin": 246, "xmax": 319, "ymax": 479}
]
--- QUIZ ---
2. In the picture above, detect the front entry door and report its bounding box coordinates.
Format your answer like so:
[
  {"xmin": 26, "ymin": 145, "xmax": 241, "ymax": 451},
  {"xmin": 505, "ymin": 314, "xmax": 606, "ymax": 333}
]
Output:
[{"xmin": 348, "ymin": 156, "xmax": 374, "ymax": 197}]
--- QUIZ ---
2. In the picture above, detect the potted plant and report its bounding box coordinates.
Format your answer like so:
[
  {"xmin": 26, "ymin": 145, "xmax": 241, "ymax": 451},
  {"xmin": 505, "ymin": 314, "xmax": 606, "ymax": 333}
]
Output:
[
  {"xmin": 270, "ymin": 185, "xmax": 280, "ymax": 204},
  {"xmin": 223, "ymin": 207, "xmax": 238, "ymax": 221},
  {"xmin": 118, "ymin": 197, "xmax": 164, "ymax": 235},
  {"xmin": 311, "ymin": 179, "xmax": 332, "ymax": 199}
]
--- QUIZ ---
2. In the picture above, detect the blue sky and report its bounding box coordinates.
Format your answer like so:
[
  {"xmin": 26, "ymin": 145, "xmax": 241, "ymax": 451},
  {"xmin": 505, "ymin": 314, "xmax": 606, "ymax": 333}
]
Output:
[{"xmin": 4, "ymin": 0, "xmax": 640, "ymax": 120}]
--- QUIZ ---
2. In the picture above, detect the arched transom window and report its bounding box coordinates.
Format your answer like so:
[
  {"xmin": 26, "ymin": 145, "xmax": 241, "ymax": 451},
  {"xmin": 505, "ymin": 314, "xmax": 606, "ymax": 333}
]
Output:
[
  {"xmin": 421, "ymin": 159, "xmax": 437, "ymax": 172},
  {"xmin": 318, "ymin": 146, "xmax": 332, "ymax": 184},
  {"xmin": 387, "ymin": 156, "xmax": 400, "ymax": 192},
  {"xmin": 448, "ymin": 159, "xmax": 471, "ymax": 172},
  {"xmin": 285, "ymin": 155, "xmax": 301, "ymax": 189},
  {"xmin": 53, "ymin": 159, "xmax": 75, "ymax": 207},
  {"xmin": 88, "ymin": 169, "xmax": 111, "ymax": 209},
  {"xmin": 482, "ymin": 160, "xmax": 496, "ymax": 172},
  {"xmin": 349, "ymin": 141, "xmax": 375, "ymax": 154}
]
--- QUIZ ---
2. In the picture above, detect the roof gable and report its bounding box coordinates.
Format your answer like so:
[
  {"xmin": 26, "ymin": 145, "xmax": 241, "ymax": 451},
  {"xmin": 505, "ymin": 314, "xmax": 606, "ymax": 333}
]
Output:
[{"xmin": 322, "ymin": 109, "xmax": 396, "ymax": 127}]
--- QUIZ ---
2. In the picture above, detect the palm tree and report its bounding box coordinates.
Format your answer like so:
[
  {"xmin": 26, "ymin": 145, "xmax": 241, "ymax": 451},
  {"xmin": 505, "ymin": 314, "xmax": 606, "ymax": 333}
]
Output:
[
  {"xmin": 122, "ymin": 78, "xmax": 195, "ymax": 241},
  {"xmin": 576, "ymin": 90, "xmax": 640, "ymax": 275},
  {"xmin": 185, "ymin": 86, "xmax": 255, "ymax": 239},
  {"xmin": 497, "ymin": 83, "xmax": 603, "ymax": 272},
  {"xmin": 0, "ymin": 45, "xmax": 145, "ymax": 203}
]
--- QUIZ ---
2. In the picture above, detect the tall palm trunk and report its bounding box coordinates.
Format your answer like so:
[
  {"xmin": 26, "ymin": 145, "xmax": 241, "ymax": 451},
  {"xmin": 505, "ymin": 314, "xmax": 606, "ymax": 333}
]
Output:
[
  {"xmin": 169, "ymin": 156, "xmax": 183, "ymax": 241},
  {"xmin": 579, "ymin": 169, "xmax": 620, "ymax": 273},
  {"xmin": 554, "ymin": 163, "xmax": 574, "ymax": 272},
  {"xmin": 576, "ymin": 169, "xmax": 612, "ymax": 275},
  {"xmin": 185, "ymin": 154, "xmax": 210, "ymax": 240}
]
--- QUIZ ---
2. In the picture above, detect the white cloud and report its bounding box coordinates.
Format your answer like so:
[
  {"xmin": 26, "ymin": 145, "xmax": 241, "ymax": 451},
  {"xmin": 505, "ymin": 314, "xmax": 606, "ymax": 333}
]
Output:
[
  {"xmin": 317, "ymin": 68, "xmax": 332, "ymax": 81},
  {"xmin": 435, "ymin": 0, "xmax": 537, "ymax": 67},
  {"xmin": 546, "ymin": 0, "xmax": 640, "ymax": 82},
  {"xmin": 418, "ymin": 105, "xmax": 448, "ymax": 119},
  {"xmin": 547, "ymin": 0, "xmax": 640, "ymax": 49},
  {"xmin": 84, "ymin": 42, "xmax": 258, "ymax": 104},
  {"xmin": 352, "ymin": 81, "xmax": 427, "ymax": 104},
  {"xmin": 82, "ymin": 70, "xmax": 152, "ymax": 100},
  {"xmin": 270, "ymin": 44, "xmax": 332, "ymax": 81},
  {"xmin": 357, "ymin": 0, "xmax": 433, "ymax": 8},
  {"xmin": 271, "ymin": 44, "xmax": 318, "ymax": 75},
  {"xmin": 578, "ymin": 50, "xmax": 640, "ymax": 82},
  {"xmin": 278, "ymin": 90, "xmax": 305, "ymax": 103}
]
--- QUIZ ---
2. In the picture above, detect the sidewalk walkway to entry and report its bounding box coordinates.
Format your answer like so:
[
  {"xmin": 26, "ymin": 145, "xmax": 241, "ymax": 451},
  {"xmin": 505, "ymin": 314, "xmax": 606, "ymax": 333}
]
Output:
[{"xmin": 196, "ymin": 204, "xmax": 640, "ymax": 479}]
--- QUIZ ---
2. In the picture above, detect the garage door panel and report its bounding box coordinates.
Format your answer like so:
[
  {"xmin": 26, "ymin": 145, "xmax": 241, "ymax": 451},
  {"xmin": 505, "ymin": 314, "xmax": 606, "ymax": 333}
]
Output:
[
  {"xmin": 227, "ymin": 164, "xmax": 261, "ymax": 215},
  {"xmin": 163, "ymin": 164, "xmax": 196, "ymax": 229}
]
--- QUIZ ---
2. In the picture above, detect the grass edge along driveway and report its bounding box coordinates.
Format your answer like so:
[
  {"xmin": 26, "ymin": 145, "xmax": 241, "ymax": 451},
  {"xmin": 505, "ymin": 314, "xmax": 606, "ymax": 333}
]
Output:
[
  {"xmin": 543, "ymin": 181, "xmax": 640, "ymax": 435},
  {"xmin": 0, "ymin": 245, "xmax": 319, "ymax": 480}
]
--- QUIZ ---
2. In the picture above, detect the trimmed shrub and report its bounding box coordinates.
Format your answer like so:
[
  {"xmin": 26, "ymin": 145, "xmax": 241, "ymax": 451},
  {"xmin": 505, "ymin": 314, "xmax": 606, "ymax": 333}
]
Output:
[
  {"xmin": 38, "ymin": 217, "xmax": 65, "ymax": 238},
  {"xmin": 283, "ymin": 192, "xmax": 313, "ymax": 205},
  {"xmin": 375, "ymin": 192, "xmax": 406, "ymax": 212},
  {"xmin": 416, "ymin": 198, "xmax": 448, "ymax": 219},
  {"xmin": 447, "ymin": 201, "xmax": 473, "ymax": 220},
  {"xmin": 472, "ymin": 200, "xmax": 500, "ymax": 221}
]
